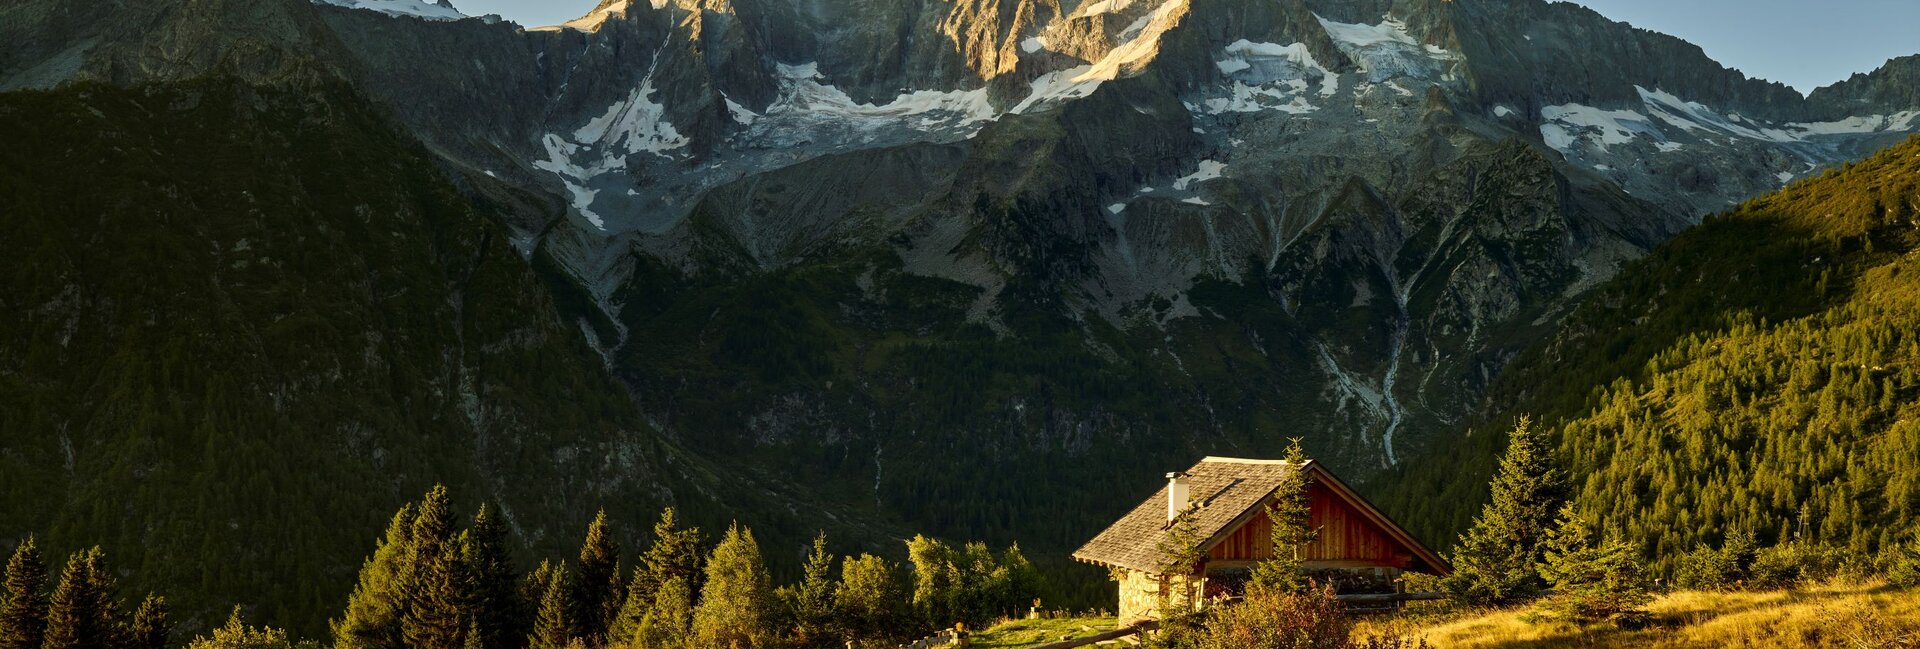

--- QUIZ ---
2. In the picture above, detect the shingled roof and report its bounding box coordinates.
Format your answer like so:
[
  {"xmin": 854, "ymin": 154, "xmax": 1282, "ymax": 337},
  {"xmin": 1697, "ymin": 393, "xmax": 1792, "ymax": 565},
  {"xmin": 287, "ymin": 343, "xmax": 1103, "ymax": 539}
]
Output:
[{"xmin": 1071, "ymin": 457, "xmax": 1450, "ymax": 575}]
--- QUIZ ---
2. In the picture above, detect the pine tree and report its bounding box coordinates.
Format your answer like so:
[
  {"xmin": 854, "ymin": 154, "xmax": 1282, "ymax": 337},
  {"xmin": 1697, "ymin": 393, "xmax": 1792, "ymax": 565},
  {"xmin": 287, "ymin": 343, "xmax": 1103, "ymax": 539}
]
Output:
[
  {"xmin": 834, "ymin": 554, "xmax": 904, "ymax": 645},
  {"xmin": 464, "ymin": 504, "xmax": 523, "ymax": 649},
  {"xmin": 777, "ymin": 533, "xmax": 838, "ymax": 648},
  {"xmin": 0, "ymin": 538, "xmax": 49, "ymax": 649},
  {"xmin": 1443, "ymin": 417, "xmax": 1568, "ymax": 606},
  {"xmin": 43, "ymin": 548, "xmax": 116, "ymax": 649},
  {"xmin": 573, "ymin": 511, "xmax": 621, "ymax": 643},
  {"xmin": 1533, "ymin": 505, "xmax": 1652, "ymax": 627},
  {"xmin": 631, "ymin": 576, "xmax": 692, "ymax": 649},
  {"xmin": 333, "ymin": 503, "xmax": 417, "ymax": 649},
  {"xmin": 1251, "ymin": 439, "xmax": 1317, "ymax": 593},
  {"xmin": 530, "ymin": 565, "xmax": 574, "ymax": 649},
  {"xmin": 692, "ymin": 524, "xmax": 774, "ymax": 649},
  {"xmin": 128, "ymin": 594, "xmax": 170, "ymax": 649}
]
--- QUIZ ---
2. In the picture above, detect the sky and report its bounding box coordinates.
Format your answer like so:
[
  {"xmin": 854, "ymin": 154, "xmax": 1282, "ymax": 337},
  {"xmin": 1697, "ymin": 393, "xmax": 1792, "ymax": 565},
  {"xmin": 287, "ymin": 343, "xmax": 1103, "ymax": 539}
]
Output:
[{"xmin": 454, "ymin": 0, "xmax": 1920, "ymax": 94}]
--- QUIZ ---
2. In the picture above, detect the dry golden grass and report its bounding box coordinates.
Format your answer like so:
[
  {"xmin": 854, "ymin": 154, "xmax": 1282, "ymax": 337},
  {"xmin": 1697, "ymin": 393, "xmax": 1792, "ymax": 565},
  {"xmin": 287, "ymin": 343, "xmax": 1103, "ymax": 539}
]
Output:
[{"xmin": 1352, "ymin": 580, "xmax": 1920, "ymax": 649}]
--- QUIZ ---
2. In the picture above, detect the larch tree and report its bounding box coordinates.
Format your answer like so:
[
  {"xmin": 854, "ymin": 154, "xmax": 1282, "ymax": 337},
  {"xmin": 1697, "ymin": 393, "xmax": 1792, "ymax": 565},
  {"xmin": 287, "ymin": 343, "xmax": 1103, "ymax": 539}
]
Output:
[
  {"xmin": 188, "ymin": 608, "xmax": 297, "ymax": 649},
  {"xmin": 834, "ymin": 554, "xmax": 904, "ymax": 645},
  {"xmin": 631, "ymin": 576, "xmax": 693, "ymax": 649},
  {"xmin": 1443, "ymin": 417, "xmax": 1568, "ymax": 606},
  {"xmin": 904, "ymin": 535, "xmax": 955, "ymax": 629},
  {"xmin": 530, "ymin": 565, "xmax": 574, "ymax": 649},
  {"xmin": 332, "ymin": 503, "xmax": 417, "ymax": 649},
  {"xmin": 128, "ymin": 594, "xmax": 170, "ymax": 649},
  {"xmin": 692, "ymin": 524, "xmax": 774, "ymax": 649},
  {"xmin": 0, "ymin": 538, "xmax": 50, "ymax": 649}
]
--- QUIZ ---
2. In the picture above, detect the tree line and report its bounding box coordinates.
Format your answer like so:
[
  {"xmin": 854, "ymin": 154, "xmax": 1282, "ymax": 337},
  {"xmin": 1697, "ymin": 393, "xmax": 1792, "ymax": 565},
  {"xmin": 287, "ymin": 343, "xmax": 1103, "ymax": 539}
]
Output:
[
  {"xmin": 1443, "ymin": 418, "xmax": 1920, "ymax": 627},
  {"xmin": 0, "ymin": 486, "xmax": 1044, "ymax": 649}
]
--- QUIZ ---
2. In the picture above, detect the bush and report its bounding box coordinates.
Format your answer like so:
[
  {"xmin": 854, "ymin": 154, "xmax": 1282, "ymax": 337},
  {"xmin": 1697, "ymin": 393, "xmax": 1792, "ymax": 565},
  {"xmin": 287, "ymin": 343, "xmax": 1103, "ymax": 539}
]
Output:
[
  {"xmin": 1672, "ymin": 529, "xmax": 1757, "ymax": 591},
  {"xmin": 1884, "ymin": 537, "xmax": 1920, "ymax": 589},
  {"xmin": 1748, "ymin": 543, "xmax": 1849, "ymax": 590},
  {"xmin": 1159, "ymin": 585, "xmax": 1429, "ymax": 649}
]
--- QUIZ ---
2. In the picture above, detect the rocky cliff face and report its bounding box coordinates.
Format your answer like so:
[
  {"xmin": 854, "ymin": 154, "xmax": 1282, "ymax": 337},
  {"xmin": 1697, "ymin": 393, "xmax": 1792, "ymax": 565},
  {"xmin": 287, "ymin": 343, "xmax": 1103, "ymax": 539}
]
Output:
[{"xmin": 5, "ymin": 0, "xmax": 1920, "ymax": 596}]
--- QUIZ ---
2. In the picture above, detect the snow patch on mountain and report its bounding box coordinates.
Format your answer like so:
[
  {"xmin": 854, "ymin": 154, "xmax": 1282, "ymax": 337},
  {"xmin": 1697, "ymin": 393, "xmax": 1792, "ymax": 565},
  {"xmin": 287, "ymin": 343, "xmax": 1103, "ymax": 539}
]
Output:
[
  {"xmin": 770, "ymin": 63, "xmax": 995, "ymax": 129},
  {"xmin": 1539, "ymin": 104, "xmax": 1657, "ymax": 154},
  {"xmin": 313, "ymin": 0, "xmax": 465, "ymax": 21},
  {"xmin": 1079, "ymin": 0, "xmax": 1136, "ymax": 17},
  {"xmin": 1196, "ymin": 41, "xmax": 1336, "ymax": 115},
  {"xmin": 1315, "ymin": 14, "xmax": 1456, "ymax": 82},
  {"xmin": 575, "ymin": 77, "xmax": 689, "ymax": 157},
  {"xmin": 1172, "ymin": 160, "xmax": 1226, "ymax": 190},
  {"xmin": 533, "ymin": 135, "xmax": 614, "ymax": 230}
]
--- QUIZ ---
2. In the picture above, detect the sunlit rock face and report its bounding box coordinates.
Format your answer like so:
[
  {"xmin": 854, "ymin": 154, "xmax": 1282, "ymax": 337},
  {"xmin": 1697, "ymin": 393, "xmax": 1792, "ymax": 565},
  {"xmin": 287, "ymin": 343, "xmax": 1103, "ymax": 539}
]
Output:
[{"xmin": 7, "ymin": 0, "xmax": 1919, "ymax": 553}]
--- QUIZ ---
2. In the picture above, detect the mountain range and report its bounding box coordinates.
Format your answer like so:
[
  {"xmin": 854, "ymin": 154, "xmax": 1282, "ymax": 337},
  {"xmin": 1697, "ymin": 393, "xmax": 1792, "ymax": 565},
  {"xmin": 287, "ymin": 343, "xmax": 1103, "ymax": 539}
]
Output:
[{"xmin": 3, "ymin": 0, "xmax": 1918, "ymax": 635}]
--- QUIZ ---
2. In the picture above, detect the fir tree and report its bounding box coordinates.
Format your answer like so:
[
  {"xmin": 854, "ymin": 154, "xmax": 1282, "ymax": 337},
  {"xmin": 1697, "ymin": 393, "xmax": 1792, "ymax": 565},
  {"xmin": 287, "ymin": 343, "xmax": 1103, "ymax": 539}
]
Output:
[
  {"xmin": 1251, "ymin": 439, "xmax": 1317, "ymax": 593},
  {"xmin": 834, "ymin": 554, "xmax": 904, "ymax": 645},
  {"xmin": 777, "ymin": 533, "xmax": 838, "ymax": 648},
  {"xmin": 333, "ymin": 504, "xmax": 417, "ymax": 649},
  {"xmin": 128, "ymin": 594, "xmax": 170, "ymax": 649},
  {"xmin": 530, "ymin": 565, "xmax": 573, "ymax": 649},
  {"xmin": 43, "ymin": 548, "xmax": 116, "ymax": 649},
  {"xmin": 0, "ymin": 538, "xmax": 49, "ymax": 649},
  {"xmin": 634, "ymin": 509, "xmax": 704, "ymax": 610},
  {"xmin": 463, "ymin": 504, "xmax": 522, "ymax": 649},
  {"xmin": 692, "ymin": 524, "xmax": 774, "ymax": 649},
  {"xmin": 1154, "ymin": 508, "xmax": 1207, "ymax": 622},
  {"xmin": 403, "ymin": 535, "xmax": 472, "ymax": 649},
  {"xmin": 1533, "ymin": 505, "xmax": 1652, "ymax": 627},
  {"xmin": 1443, "ymin": 417, "xmax": 1568, "ymax": 606},
  {"xmin": 573, "ymin": 510, "xmax": 621, "ymax": 643}
]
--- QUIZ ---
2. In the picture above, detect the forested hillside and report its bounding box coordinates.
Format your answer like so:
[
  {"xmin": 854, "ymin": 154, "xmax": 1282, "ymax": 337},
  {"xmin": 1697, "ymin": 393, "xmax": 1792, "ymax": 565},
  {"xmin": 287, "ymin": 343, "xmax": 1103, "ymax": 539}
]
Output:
[
  {"xmin": 0, "ymin": 80, "xmax": 686, "ymax": 633},
  {"xmin": 1380, "ymin": 135, "xmax": 1920, "ymax": 572}
]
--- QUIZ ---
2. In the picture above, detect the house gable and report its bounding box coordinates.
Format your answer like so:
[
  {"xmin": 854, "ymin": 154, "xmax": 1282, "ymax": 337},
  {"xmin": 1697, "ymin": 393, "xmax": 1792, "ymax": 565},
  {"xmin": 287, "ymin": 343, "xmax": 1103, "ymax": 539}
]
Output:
[{"xmin": 1073, "ymin": 457, "xmax": 1451, "ymax": 576}]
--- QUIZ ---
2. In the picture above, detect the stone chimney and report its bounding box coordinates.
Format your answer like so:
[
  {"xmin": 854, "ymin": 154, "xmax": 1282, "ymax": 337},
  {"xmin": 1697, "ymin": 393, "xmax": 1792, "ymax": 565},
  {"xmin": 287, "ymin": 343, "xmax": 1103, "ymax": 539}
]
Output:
[{"xmin": 1166, "ymin": 472, "xmax": 1190, "ymax": 521}]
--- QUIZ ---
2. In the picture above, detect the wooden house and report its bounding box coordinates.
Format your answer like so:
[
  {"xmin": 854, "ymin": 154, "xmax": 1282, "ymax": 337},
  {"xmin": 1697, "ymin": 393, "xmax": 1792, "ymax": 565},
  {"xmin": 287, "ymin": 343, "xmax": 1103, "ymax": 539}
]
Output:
[{"xmin": 1072, "ymin": 457, "xmax": 1451, "ymax": 621}]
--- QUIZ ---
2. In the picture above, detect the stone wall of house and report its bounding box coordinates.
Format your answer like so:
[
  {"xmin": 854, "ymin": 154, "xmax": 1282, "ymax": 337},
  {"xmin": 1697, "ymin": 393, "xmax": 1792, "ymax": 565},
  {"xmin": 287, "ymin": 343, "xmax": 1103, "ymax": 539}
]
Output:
[{"xmin": 1117, "ymin": 569, "xmax": 1204, "ymax": 622}]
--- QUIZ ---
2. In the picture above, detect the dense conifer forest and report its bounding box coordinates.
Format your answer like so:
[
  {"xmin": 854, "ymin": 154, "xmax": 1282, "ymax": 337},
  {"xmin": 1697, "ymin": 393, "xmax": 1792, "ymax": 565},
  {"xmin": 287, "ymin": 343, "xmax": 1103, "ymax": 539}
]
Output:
[{"xmin": 1380, "ymin": 134, "xmax": 1920, "ymax": 578}]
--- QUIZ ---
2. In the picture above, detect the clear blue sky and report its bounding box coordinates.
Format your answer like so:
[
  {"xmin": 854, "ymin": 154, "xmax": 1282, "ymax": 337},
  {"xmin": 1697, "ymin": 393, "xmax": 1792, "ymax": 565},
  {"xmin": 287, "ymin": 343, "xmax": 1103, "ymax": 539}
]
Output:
[{"xmin": 454, "ymin": 0, "xmax": 1920, "ymax": 94}]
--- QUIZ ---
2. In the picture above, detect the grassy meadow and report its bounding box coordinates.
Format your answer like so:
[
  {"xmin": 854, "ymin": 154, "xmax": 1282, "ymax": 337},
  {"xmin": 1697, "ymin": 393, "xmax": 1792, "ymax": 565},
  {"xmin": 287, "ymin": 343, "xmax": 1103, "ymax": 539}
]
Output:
[{"xmin": 1355, "ymin": 580, "xmax": 1920, "ymax": 648}]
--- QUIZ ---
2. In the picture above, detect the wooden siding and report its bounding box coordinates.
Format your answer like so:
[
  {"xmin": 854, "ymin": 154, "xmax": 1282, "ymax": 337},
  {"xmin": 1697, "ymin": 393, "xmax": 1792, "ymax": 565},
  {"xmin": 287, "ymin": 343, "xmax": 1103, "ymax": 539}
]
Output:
[{"xmin": 1205, "ymin": 481, "xmax": 1414, "ymax": 568}]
